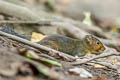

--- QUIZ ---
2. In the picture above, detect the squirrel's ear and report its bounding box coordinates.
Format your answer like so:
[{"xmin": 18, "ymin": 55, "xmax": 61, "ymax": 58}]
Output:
[{"xmin": 86, "ymin": 35, "xmax": 93, "ymax": 41}]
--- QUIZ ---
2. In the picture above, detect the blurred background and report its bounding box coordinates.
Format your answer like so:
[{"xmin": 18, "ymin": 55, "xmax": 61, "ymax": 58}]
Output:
[{"xmin": 1, "ymin": 0, "xmax": 120, "ymax": 50}]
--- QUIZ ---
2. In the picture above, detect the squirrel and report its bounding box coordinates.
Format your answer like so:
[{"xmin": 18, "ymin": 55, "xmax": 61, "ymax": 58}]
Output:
[
  {"xmin": 38, "ymin": 34, "xmax": 105, "ymax": 56},
  {"xmin": 0, "ymin": 26, "xmax": 105, "ymax": 56}
]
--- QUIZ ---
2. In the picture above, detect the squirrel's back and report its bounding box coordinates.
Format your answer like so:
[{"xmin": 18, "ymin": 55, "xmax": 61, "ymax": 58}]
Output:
[{"xmin": 39, "ymin": 34, "xmax": 77, "ymax": 55}]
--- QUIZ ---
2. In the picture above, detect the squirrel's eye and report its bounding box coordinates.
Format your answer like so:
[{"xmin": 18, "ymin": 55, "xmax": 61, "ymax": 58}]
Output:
[{"xmin": 96, "ymin": 41, "xmax": 100, "ymax": 45}]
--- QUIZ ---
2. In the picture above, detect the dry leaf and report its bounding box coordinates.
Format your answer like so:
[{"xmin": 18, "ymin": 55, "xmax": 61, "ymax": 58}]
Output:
[{"xmin": 31, "ymin": 32, "xmax": 46, "ymax": 42}]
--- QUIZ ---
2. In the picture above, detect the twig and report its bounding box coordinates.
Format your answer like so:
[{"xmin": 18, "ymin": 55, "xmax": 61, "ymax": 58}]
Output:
[
  {"xmin": 71, "ymin": 52, "xmax": 120, "ymax": 65},
  {"xmin": 0, "ymin": 31, "xmax": 76, "ymax": 61}
]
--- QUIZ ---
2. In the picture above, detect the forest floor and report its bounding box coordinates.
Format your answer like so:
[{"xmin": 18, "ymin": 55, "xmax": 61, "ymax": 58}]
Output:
[{"xmin": 0, "ymin": 0, "xmax": 120, "ymax": 80}]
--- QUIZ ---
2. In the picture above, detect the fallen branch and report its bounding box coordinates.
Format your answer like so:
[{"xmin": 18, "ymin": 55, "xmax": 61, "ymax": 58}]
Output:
[
  {"xmin": 71, "ymin": 51, "xmax": 120, "ymax": 65},
  {"xmin": 0, "ymin": 31, "xmax": 76, "ymax": 61}
]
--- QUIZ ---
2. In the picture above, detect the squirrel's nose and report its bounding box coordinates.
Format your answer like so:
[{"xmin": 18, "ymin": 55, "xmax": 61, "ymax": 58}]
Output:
[{"xmin": 100, "ymin": 46, "xmax": 105, "ymax": 51}]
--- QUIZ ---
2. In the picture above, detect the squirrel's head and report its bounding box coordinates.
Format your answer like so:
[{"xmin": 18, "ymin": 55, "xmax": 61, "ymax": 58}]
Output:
[{"xmin": 83, "ymin": 35, "xmax": 105, "ymax": 54}]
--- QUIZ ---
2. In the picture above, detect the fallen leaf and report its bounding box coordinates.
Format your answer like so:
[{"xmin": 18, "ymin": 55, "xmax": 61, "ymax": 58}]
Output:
[{"xmin": 31, "ymin": 32, "xmax": 46, "ymax": 42}]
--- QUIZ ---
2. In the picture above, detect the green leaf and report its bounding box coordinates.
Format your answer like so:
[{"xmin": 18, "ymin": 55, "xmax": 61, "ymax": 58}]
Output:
[{"xmin": 27, "ymin": 55, "xmax": 62, "ymax": 67}]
